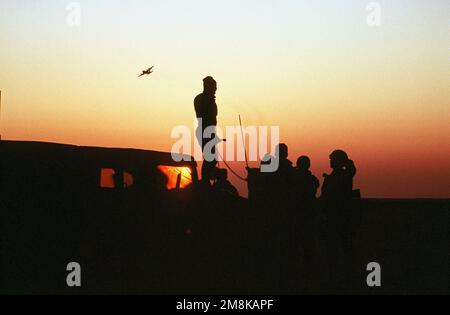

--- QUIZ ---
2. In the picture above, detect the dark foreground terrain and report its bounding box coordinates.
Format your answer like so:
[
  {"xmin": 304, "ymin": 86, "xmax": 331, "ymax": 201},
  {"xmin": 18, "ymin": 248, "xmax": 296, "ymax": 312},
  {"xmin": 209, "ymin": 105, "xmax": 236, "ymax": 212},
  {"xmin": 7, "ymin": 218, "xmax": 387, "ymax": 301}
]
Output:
[
  {"xmin": 1, "ymin": 140, "xmax": 448, "ymax": 294},
  {"xmin": 1, "ymin": 196, "xmax": 449, "ymax": 295}
]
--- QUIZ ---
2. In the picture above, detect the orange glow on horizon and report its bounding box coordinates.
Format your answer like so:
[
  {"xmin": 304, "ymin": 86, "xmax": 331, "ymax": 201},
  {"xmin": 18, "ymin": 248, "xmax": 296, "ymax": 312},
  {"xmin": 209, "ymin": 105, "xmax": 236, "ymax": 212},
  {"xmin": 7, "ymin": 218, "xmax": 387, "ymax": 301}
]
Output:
[{"xmin": 158, "ymin": 166, "xmax": 193, "ymax": 190}]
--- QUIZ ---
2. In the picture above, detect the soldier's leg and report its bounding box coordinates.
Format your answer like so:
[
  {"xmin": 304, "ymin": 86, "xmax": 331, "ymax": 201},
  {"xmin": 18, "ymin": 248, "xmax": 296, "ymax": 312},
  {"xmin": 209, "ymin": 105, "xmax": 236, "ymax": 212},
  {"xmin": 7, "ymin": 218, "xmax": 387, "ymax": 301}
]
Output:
[{"xmin": 201, "ymin": 131, "xmax": 218, "ymax": 182}]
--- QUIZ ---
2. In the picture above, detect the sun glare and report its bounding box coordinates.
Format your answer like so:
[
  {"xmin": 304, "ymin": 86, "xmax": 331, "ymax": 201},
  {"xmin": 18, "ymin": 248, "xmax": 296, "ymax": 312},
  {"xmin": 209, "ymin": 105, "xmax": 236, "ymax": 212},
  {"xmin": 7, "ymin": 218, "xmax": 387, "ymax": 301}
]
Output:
[{"xmin": 158, "ymin": 166, "xmax": 193, "ymax": 190}]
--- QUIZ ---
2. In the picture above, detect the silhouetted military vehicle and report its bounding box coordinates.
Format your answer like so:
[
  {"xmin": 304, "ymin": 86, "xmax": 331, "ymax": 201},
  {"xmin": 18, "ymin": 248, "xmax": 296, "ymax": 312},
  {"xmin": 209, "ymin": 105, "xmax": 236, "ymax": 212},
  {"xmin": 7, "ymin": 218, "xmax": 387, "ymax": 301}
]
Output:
[{"xmin": 0, "ymin": 140, "xmax": 218, "ymax": 293}]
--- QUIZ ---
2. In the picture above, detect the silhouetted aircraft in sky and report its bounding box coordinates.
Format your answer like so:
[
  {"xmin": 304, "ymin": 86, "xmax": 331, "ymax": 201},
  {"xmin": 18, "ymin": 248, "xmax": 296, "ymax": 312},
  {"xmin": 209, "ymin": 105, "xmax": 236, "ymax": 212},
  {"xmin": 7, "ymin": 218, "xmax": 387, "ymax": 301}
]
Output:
[{"xmin": 138, "ymin": 66, "xmax": 154, "ymax": 77}]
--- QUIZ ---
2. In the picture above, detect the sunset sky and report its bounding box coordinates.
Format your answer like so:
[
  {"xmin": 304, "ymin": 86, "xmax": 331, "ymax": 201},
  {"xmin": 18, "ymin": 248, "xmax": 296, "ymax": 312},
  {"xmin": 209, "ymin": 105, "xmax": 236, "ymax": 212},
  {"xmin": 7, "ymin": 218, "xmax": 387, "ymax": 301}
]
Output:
[{"xmin": 0, "ymin": 0, "xmax": 449, "ymax": 198}]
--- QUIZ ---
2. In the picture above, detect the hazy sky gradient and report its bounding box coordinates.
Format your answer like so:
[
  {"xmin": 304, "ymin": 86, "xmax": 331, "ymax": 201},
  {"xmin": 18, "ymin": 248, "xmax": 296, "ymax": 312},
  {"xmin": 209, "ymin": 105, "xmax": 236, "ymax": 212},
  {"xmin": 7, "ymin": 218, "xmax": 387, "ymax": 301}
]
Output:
[{"xmin": 1, "ymin": 0, "xmax": 449, "ymax": 197}]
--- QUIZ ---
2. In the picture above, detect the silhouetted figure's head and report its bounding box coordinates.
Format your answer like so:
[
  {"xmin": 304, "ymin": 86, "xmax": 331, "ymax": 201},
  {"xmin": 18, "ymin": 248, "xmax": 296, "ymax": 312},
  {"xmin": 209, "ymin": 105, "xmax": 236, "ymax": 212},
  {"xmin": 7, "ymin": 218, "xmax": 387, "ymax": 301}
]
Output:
[
  {"xmin": 276, "ymin": 143, "xmax": 289, "ymax": 160},
  {"xmin": 203, "ymin": 76, "xmax": 217, "ymax": 96},
  {"xmin": 330, "ymin": 149, "xmax": 349, "ymax": 170},
  {"xmin": 297, "ymin": 156, "xmax": 311, "ymax": 172},
  {"xmin": 213, "ymin": 168, "xmax": 239, "ymax": 196},
  {"xmin": 215, "ymin": 168, "xmax": 228, "ymax": 181}
]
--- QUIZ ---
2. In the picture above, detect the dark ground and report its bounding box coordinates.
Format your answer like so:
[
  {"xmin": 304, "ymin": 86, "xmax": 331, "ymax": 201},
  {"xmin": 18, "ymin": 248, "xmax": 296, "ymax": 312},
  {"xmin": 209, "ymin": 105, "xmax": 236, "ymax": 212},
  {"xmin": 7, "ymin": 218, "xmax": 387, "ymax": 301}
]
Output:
[{"xmin": 1, "ymin": 197, "xmax": 449, "ymax": 295}]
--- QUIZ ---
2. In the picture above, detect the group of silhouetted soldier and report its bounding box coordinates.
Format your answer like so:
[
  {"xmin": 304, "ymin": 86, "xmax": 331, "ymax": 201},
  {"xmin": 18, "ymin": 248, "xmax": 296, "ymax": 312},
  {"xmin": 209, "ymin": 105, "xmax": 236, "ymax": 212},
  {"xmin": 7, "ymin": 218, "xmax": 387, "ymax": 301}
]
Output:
[
  {"xmin": 193, "ymin": 76, "xmax": 362, "ymax": 290},
  {"xmin": 193, "ymin": 75, "xmax": 359, "ymax": 203},
  {"xmin": 250, "ymin": 143, "xmax": 359, "ymax": 204}
]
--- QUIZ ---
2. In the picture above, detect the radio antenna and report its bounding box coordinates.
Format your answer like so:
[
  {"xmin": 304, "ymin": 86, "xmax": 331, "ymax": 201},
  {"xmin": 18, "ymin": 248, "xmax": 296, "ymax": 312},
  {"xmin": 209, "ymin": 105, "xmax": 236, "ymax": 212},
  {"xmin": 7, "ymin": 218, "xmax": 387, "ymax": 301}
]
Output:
[{"xmin": 239, "ymin": 114, "xmax": 249, "ymax": 169}]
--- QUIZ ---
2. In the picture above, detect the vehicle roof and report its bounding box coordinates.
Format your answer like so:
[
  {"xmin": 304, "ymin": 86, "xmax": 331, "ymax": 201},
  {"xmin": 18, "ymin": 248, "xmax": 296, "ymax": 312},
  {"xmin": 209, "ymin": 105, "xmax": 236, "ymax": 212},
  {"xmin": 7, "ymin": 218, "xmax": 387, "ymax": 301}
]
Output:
[{"xmin": 0, "ymin": 140, "xmax": 197, "ymax": 169}]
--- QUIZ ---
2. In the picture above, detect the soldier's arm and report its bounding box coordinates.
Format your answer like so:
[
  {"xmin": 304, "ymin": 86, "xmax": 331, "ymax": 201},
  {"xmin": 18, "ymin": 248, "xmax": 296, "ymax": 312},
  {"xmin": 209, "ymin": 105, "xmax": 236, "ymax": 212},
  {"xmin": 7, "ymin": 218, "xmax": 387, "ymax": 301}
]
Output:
[
  {"xmin": 194, "ymin": 95, "xmax": 202, "ymax": 118},
  {"xmin": 346, "ymin": 159, "xmax": 356, "ymax": 178}
]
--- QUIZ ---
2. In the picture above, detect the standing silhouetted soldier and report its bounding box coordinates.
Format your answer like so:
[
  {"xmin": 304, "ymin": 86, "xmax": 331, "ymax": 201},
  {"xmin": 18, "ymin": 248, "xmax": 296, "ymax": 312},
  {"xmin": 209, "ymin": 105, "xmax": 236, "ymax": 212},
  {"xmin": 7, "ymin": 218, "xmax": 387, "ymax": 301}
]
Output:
[
  {"xmin": 320, "ymin": 150, "xmax": 358, "ymax": 289},
  {"xmin": 275, "ymin": 143, "xmax": 293, "ymax": 175},
  {"xmin": 291, "ymin": 156, "xmax": 320, "ymax": 288},
  {"xmin": 273, "ymin": 143, "xmax": 294, "ymax": 200},
  {"xmin": 293, "ymin": 156, "xmax": 320, "ymax": 203},
  {"xmin": 195, "ymin": 76, "xmax": 218, "ymax": 182}
]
